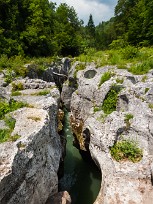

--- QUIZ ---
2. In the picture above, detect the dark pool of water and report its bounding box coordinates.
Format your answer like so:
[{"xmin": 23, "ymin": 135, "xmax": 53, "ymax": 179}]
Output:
[{"xmin": 59, "ymin": 111, "xmax": 101, "ymax": 204}]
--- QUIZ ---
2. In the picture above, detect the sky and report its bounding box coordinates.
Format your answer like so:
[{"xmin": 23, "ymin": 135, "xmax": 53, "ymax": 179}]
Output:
[{"xmin": 52, "ymin": 0, "xmax": 118, "ymax": 25}]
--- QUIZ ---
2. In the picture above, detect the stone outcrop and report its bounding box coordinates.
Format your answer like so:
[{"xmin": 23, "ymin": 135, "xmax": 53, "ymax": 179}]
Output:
[
  {"xmin": 26, "ymin": 58, "xmax": 70, "ymax": 90},
  {"xmin": 0, "ymin": 79, "xmax": 63, "ymax": 204},
  {"xmin": 64, "ymin": 63, "xmax": 153, "ymax": 204}
]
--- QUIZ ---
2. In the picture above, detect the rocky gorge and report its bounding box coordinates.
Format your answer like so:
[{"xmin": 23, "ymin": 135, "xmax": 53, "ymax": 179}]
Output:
[
  {"xmin": 62, "ymin": 61, "xmax": 153, "ymax": 204},
  {"xmin": 0, "ymin": 58, "xmax": 153, "ymax": 204}
]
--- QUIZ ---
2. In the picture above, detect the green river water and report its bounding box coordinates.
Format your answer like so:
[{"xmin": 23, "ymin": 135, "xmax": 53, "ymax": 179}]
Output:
[{"xmin": 59, "ymin": 111, "xmax": 101, "ymax": 204}]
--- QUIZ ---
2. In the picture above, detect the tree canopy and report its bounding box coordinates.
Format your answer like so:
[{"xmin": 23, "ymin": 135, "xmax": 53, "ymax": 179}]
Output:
[{"xmin": 0, "ymin": 0, "xmax": 153, "ymax": 57}]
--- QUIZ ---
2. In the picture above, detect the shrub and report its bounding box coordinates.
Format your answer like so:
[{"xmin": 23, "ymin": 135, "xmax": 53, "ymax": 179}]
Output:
[
  {"xmin": 109, "ymin": 38, "xmax": 128, "ymax": 49},
  {"xmin": 0, "ymin": 116, "xmax": 20, "ymax": 143},
  {"xmin": 121, "ymin": 46, "xmax": 139, "ymax": 60},
  {"xmin": 0, "ymin": 99, "xmax": 27, "ymax": 119},
  {"xmin": 99, "ymin": 71, "xmax": 113, "ymax": 87},
  {"xmin": 110, "ymin": 139, "xmax": 143, "ymax": 162},
  {"xmin": 12, "ymin": 82, "xmax": 24, "ymax": 91},
  {"xmin": 102, "ymin": 85, "xmax": 122, "ymax": 114},
  {"xmin": 129, "ymin": 58, "xmax": 153, "ymax": 75}
]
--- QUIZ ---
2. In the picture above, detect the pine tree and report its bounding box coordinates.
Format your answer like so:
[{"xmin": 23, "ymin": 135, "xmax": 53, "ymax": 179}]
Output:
[{"xmin": 87, "ymin": 14, "xmax": 95, "ymax": 38}]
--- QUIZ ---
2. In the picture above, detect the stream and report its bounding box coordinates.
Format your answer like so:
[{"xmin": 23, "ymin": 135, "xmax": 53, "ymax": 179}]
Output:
[{"xmin": 59, "ymin": 111, "xmax": 101, "ymax": 204}]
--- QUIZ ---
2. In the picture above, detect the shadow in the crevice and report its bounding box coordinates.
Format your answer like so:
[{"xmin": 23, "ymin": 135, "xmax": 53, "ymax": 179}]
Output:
[{"xmin": 58, "ymin": 111, "xmax": 101, "ymax": 204}]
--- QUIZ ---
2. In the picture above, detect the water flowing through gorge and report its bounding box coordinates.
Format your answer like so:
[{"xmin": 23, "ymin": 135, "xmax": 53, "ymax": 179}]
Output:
[{"xmin": 59, "ymin": 111, "xmax": 101, "ymax": 204}]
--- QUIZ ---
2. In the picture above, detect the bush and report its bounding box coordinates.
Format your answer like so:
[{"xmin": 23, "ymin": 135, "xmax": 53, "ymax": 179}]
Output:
[
  {"xmin": 121, "ymin": 46, "xmax": 139, "ymax": 60},
  {"xmin": 109, "ymin": 38, "xmax": 128, "ymax": 49},
  {"xmin": 110, "ymin": 139, "xmax": 143, "ymax": 162}
]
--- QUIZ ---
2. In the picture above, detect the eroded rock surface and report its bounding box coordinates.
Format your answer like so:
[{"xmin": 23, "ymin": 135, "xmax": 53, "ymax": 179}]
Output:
[
  {"xmin": 66, "ymin": 63, "xmax": 153, "ymax": 204},
  {"xmin": 0, "ymin": 79, "xmax": 62, "ymax": 204}
]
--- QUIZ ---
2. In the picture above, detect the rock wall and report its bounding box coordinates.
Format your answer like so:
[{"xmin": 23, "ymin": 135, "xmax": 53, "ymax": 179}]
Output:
[
  {"xmin": 64, "ymin": 63, "xmax": 153, "ymax": 204},
  {"xmin": 0, "ymin": 79, "xmax": 62, "ymax": 204}
]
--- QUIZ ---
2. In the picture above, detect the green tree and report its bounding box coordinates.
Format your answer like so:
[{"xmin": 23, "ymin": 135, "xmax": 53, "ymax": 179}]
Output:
[
  {"xmin": 85, "ymin": 14, "xmax": 96, "ymax": 47},
  {"xmin": 87, "ymin": 14, "xmax": 95, "ymax": 37},
  {"xmin": 54, "ymin": 3, "xmax": 83, "ymax": 56}
]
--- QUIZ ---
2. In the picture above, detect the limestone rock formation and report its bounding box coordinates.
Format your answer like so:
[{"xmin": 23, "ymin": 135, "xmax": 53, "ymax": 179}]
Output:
[
  {"xmin": 26, "ymin": 58, "xmax": 70, "ymax": 89},
  {"xmin": 67, "ymin": 63, "xmax": 153, "ymax": 204},
  {"xmin": 0, "ymin": 79, "xmax": 62, "ymax": 204}
]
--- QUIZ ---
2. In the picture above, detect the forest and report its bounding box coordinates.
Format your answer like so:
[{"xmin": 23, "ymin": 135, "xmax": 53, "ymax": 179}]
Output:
[{"xmin": 0, "ymin": 0, "xmax": 153, "ymax": 58}]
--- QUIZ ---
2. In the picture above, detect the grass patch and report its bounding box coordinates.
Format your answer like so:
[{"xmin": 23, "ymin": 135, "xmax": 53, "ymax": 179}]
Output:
[
  {"xmin": 149, "ymin": 103, "xmax": 153, "ymax": 109},
  {"xmin": 141, "ymin": 75, "xmax": 148, "ymax": 82},
  {"xmin": 145, "ymin": 87, "xmax": 149, "ymax": 94},
  {"xmin": 124, "ymin": 113, "xmax": 134, "ymax": 128},
  {"xmin": 99, "ymin": 71, "xmax": 114, "ymax": 87},
  {"xmin": 110, "ymin": 138, "xmax": 143, "ymax": 162},
  {"xmin": 74, "ymin": 63, "xmax": 86, "ymax": 78},
  {"xmin": 27, "ymin": 116, "xmax": 41, "ymax": 121},
  {"xmin": 0, "ymin": 129, "xmax": 10, "ymax": 143},
  {"xmin": 102, "ymin": 85, "xmax": 122, "ymax": 114},
  {"xmin": 36, "ymin": 90, "xmax": 50, "ymax": 96},
  {"xmin": 129, "ymin": 58, "xmax": 153, "ymax": 75},
  {"xmin": 93, "ymin": 106, "xmax": 101, "ymax": 112},
  {"xmin": 116, "ymin": 77, "xmax": 124, "ymax": 84},
  {"xmin": 12, "ymin": 82, "xmax": 24, "ymax": 91},
  {"xmin": 11, "ymin": 91, "xmax": 22, "ymax": 96},
  {"xmin": 4, "ymin": 116, "xmax": 16, "ymax": 129}
]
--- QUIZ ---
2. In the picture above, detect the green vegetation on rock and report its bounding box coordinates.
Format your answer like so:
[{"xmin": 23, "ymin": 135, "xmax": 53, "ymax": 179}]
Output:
[
  {"xmin": 99, "ymin": 71, "xmax": 113, "ymax": 87},
  {"xmin": 110, "ymin": 139, "xmax": 143, "ymax": 163},
  {"xmin": 74, "ymin": 63, "xmax": 86, "ymax": 78},
  {"xmin": 0, "ymin": 99, "xmax": 27, "ymax": 119},
  {"xmin": 124, "ymin": 114, "xmax": 134, "ymax": 128},
  {"xmin": 102, "ymin": 85, "xmax": 122, "ymax": 114},
  {"xmin": 0, "ymin": 116, "xmax": 20, "ymax": 143},
  {"xmin": 36, "ymin": 90, "xmax": 50, "ymax": 96}
]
